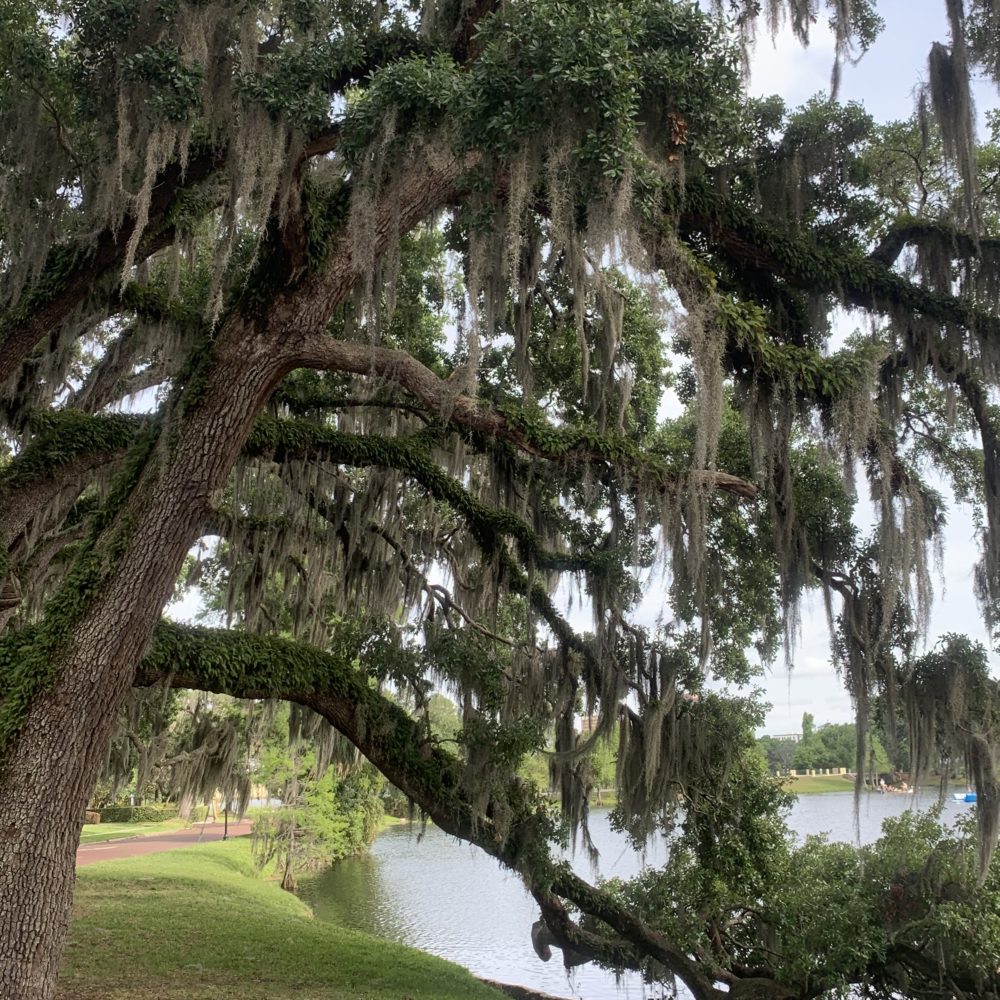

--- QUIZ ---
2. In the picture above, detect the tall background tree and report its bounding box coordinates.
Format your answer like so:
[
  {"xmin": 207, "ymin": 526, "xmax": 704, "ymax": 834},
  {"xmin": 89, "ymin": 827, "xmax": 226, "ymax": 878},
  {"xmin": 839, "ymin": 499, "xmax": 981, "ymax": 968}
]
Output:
[{"xmin": 1, "ymin": 2, "xmax": 999, "ymax": 998}]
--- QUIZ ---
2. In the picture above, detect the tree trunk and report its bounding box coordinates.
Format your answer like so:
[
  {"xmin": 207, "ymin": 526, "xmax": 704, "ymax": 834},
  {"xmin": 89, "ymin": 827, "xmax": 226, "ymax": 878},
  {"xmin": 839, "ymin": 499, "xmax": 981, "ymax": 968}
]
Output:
[
  {"xmin": 0, "ymin": 326, "xmax": 287, "ymax": 998},
  {"xmin": 0, "ymin": 649, "xmax": 141, "ymax": 998}
]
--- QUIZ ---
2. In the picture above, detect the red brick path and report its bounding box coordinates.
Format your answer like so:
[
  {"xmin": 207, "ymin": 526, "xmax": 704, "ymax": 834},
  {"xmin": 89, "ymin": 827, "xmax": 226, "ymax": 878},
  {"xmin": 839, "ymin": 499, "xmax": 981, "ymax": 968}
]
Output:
[{"xmin": 75, "ymin": 820, "xmax": 253, "ymax": 866}]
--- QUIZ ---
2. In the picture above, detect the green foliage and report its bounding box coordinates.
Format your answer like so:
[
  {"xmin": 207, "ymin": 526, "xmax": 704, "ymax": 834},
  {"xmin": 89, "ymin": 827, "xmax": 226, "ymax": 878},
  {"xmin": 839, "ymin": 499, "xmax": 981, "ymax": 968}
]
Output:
[
  {"xmin": 98, "ymin": 804, "xmax": 179, "ymax": 823},
  {"xmin": 425, "ymin": 692, "xmax": 461, "ymax": 743},
  {"xmin": 253, "ymin": 764, "xmax": 386, "ymax": 873},
  {"xmin": 785, "ymin": 722, "xmax": 890, "ymax": 773},
  {"xmin": 606, "ymin": 787, "xmax": 1000, "ymax": 998}
]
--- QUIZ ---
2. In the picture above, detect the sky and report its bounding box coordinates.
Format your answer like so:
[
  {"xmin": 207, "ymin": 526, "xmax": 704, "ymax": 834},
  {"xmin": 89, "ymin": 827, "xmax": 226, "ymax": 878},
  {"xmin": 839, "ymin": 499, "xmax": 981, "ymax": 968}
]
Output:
[{"xmin": 734, "ymin": 0, "xmax": 998, "ymax": 734}]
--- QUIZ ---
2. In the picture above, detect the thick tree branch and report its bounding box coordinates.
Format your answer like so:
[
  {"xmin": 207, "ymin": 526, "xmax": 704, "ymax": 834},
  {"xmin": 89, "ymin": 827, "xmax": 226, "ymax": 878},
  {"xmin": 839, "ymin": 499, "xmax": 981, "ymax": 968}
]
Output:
[
  {"xmin": 0, "ymin": 413, "xmax": 151, "ymax": 550},
  {"xmin": 869, "ymin": 216, "xmax": 1000, "ymax": 267},
  {"xmin": 288, "ymin": 336, "xmax": 758, "ymax": 499},
  {"xmin": 132, "ymin": 621, "xmax": 780, "ymax": 1000},
  {"xmin": 678, "ymin": 181, "xmax": 1000, "ymax": 341}
]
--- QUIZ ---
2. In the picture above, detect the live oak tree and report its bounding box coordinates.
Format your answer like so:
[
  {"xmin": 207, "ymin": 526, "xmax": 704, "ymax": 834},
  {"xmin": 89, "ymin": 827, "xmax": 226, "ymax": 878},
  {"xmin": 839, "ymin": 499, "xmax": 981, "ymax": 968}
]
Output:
[{"xmin": 2, "ymin": 2, "xmax": 1000, "ymax": 999}]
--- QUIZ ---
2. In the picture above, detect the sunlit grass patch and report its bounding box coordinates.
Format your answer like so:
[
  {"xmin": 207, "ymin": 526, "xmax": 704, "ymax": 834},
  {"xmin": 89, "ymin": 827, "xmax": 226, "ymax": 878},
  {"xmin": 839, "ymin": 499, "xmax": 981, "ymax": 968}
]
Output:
[{"xmin": 60, "ymin": 839, "xmax": 507, "ymax": 1000}]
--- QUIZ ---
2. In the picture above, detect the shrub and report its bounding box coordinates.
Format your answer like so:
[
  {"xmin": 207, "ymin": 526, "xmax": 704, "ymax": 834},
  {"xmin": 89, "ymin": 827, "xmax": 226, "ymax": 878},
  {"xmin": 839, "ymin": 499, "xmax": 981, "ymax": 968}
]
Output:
[{"xmin": 99, "ymin": 804, "xmax": 180, "ymax": 823}]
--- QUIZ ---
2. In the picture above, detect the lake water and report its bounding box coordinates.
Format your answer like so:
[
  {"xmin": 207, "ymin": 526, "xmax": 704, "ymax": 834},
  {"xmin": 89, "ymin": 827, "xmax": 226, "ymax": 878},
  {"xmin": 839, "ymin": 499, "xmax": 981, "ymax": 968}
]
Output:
[{"xmin": 299, "ymin": 792, "xmax": 970, "ymax": 1000}]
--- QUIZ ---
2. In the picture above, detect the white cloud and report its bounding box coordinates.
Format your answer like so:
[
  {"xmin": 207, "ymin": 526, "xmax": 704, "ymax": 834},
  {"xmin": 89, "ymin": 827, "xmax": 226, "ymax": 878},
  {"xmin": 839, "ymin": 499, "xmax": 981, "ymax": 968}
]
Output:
[{"xmin": 747, "ymin": 20, "xmax": 837, "ymax": 106}]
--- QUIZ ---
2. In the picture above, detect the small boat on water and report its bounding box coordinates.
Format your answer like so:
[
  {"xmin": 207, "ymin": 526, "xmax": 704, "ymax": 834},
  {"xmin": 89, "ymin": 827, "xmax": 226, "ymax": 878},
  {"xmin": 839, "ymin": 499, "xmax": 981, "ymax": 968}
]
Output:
[{"xmin": 952, "ymin": 792, "xmax": 978, "ymax": 803}]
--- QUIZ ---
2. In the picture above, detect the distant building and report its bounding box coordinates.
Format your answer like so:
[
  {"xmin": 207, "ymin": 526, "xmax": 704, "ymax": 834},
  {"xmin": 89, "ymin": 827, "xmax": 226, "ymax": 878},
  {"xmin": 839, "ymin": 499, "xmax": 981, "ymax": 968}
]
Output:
[{"xmin": 771, "ymin": 732, "xmax": 803, "ymax": 743}]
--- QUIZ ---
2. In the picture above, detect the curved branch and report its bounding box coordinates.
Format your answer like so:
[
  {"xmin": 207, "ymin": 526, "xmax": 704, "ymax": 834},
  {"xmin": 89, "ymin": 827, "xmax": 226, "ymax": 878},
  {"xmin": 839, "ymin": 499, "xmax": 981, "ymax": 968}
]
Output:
[
  {"xmin": 288, "ymin": 338, "xmax": 758, "ymax": 499},
  {"xmin": 131, "ymin": 621, "xmax": 761, "ymax": 1000},
  {"xmin": 869, "ymin": 217, "xmax": 1000, "ymax": 267},
  {"xmin": 679, "ymin": 180, "xmax": 1000, "ymax": 340}
]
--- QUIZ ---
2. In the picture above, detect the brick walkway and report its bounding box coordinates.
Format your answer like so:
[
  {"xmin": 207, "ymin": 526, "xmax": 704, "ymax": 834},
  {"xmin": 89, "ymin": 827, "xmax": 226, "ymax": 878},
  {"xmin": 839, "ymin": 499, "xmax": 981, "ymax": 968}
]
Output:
[{"xmin": 76, "ymin": 820, "xmax": 253, "ymax": 866}]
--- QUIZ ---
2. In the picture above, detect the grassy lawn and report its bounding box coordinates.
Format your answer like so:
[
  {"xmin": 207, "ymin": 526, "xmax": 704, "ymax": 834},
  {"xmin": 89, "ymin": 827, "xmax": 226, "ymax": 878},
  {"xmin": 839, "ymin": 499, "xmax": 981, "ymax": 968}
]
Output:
[
  {"xmin": 59, "ymin": 839, "xmax": 507, "ymax": 1000},
  {"xmin": 375, "ymin": 814, "xmax": 410, "ymax": 833},
  {"xmin": 78, "ymin": 819, "xmax": 191, "ymax": 844},
  {"xmin": 782, "ymin": 773, "xmax": 856, "ymax": 794}
]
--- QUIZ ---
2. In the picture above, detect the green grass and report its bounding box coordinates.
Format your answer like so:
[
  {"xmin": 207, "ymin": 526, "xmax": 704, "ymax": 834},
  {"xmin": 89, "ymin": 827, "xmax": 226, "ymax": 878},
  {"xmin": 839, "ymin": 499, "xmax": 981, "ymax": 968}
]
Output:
[
  {"xmin": 375, "ymin": 814, "xmax": 409, "ymax": 833},
  {"xmin": 78, "ymin": 819, "xmax": 190, "ymax": 844},
  {"xmin": 58, "ymin": 838, "xmax": 507, "ymax": 1000},
  {"xmin": 782, "ymin": 773, "xmax": 856, "ymax": 794}
]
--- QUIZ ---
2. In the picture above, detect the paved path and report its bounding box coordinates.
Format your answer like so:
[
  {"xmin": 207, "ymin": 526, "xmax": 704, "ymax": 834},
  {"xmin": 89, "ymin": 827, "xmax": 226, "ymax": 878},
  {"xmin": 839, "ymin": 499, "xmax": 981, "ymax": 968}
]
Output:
[{"xmin": 76, "ymin": 820, "xmax": 253, "ymax": 866}]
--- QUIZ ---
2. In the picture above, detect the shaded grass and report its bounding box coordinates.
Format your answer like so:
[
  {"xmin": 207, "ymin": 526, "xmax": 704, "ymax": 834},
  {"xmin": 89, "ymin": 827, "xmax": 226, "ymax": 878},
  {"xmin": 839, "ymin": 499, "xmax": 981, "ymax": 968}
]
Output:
[
  {"xmin": 59, "ymin": 839, "xmax": 507, "ymax": 1000},
  {"xmin": 78, "ymin": 819, "xmax": 189, "ymax": 844}
]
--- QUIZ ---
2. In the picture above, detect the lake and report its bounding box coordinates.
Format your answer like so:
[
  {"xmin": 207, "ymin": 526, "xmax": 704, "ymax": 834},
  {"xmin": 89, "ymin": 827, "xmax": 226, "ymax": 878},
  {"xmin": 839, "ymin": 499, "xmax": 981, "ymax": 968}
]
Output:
[{"xmin": 299, "ymin": 792, "xmax": 970, "ymax": 1000}]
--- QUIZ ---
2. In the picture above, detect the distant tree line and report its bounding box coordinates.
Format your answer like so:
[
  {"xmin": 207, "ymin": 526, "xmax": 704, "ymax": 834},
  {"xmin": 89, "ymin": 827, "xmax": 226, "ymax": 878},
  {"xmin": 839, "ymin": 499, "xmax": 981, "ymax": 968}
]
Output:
[{"xmin": 758, "ymin": 713, "xmax": 893, "ymax": 774}]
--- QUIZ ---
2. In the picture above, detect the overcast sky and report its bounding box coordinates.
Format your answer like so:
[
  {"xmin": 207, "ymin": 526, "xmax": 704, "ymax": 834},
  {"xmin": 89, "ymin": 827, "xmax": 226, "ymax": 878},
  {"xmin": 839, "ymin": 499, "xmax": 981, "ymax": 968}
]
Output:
[{"xmin": 739, "ymin": 0, "xmax": 997, "ymax": 734}]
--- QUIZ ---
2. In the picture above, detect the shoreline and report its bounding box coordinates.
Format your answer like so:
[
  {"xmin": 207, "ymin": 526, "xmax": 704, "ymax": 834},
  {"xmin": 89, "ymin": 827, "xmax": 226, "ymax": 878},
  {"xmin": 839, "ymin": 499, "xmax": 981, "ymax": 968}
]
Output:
[{"xmin": 479, "ymin": 980, "xmax": 574, "ymax": 1000}]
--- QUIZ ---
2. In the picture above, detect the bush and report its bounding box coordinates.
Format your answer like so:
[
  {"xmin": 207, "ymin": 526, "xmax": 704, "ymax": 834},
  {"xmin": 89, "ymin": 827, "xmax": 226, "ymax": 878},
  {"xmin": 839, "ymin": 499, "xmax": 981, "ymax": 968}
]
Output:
[
  {"xmin": 84, "ymin": 810, "xmax": 101, "ymax": 824},
  {"xmin": 99, "ymin": 804, "xmax": 179, "ymax": 823},
  {"xmin": 188, "ymin": 805, "xmax": 209, "ymax": 822}
]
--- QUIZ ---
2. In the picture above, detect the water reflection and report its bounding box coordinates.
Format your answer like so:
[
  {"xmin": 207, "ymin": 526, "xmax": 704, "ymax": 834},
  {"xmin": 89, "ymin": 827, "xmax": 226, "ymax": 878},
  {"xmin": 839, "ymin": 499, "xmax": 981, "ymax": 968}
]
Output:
[{"xmin": 299, "ymin": 793, "xmax": 970, "ymax": 1000}]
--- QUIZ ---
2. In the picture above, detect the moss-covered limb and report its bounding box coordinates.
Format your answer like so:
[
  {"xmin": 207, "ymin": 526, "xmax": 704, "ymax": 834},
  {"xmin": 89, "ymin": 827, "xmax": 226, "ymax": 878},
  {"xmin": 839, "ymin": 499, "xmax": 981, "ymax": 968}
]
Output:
[
  {"xmin": 662, "ymin": 238, "xmax": 884, "ymax": 406},
  {"xmin": 0, "ymin": 412, "xmax": 151, "ymax": 495},
  {"xmin": 943, "ymin": 364, "xmax": 1000, "ymax": 613},
  {"xmin": 290, "ymin": 335, "xmax": 757, "ymax": 499},
  {"xmin": 130, "ymin": 621, "xmax": 736, "ymax": 1000},
  {"xmin": 0, "ymin": 522, "xmax": 91, "ymax": 631},
  {"xmin": 497, "ymin": 404, "xmax": 758, "ymax": 499},
  {"xmin": 116, "ymin": 282, "xmax": 209, "ymax": 338},
  {"xmin": 247, "ymin": 415, "xmax": 614, "ymax": 576},
  {"xmin": 0, "ymin": 412, "xmax": 150, "ymax": 564},
  {"xmin": 133, "ymin": 620, "xmax": 488, "ymax": 846},
  {"xmin": 271, "ymin": 380, "xmax": 432, "ymax": 422},
  {"xmin": 678, "ymin": 180, "xmax": 1000, "ymax": 340},
  {"xmin": 878, "ymin": 942, "xmax": 997, "ymax": 1000},
  {"xmin": 870, "ymin": 216, "xmax": 1000, "ymax": 267}
]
